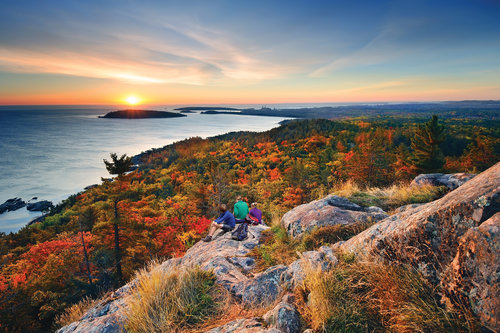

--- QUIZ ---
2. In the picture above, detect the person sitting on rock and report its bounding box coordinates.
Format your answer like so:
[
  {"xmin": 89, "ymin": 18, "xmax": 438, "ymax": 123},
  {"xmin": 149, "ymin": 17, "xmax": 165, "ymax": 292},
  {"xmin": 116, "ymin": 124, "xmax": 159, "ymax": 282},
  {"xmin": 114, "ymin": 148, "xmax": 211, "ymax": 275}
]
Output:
[
  {"xmin": 233, "ymin": 195, "xmax": 249, "ymax": 223},
  {"xmin": 247, "ymin": 202, "xmax": 263, "ymax": 225},
  {"xmin": 202, "ymin": 204, "xmax": 235, "ymax": 242}
]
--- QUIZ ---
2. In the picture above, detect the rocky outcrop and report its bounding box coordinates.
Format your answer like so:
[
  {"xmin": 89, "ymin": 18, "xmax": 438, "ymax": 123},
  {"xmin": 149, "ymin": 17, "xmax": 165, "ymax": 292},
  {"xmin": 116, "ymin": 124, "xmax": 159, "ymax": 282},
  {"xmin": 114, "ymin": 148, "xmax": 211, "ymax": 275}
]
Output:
[
  {"xmin": 208, "ymin": 294, "xmax": 302, "ymax": 333},
  {"xmin": 57, "ymin": 281, "xmax": 134, "ymax": 333},
  {"xmin": 207, "ymin": 318, "xmax": 280, "ymax": 333},
  {"xmin": 339, "ymin": 162, "xmax": 500, "ymax": 330},
  {"xmin": 410, "ymin": 172, "xmax": 475, "ymax": 190},
  {"xmin": 441, "ymin": 212, "xmax": 499, "ymax": 331},
  {"xmin": 263, "ymin": 294, "xmax": 301, "ymax": 333},
  {"xmin": 26, "ymin": 200, "xmax": 53, "ymax": 212},
  {"xmin": 0, "ymin": 198, "xmax": 26, "ymax": 214},
  {"xmin": 57, "ymin": 225, "xmax": 309, "ymax": 332},
  {"xmin": 281, "ymin": 246, "xmax": 337, "ymax": 289},
  {"xmin": 58, "ymin": 219, "xmax": 341, "ymax": 333},
  {"xmin": 281, "ymin": 195, "xmax": 388, "ymax": 238}
]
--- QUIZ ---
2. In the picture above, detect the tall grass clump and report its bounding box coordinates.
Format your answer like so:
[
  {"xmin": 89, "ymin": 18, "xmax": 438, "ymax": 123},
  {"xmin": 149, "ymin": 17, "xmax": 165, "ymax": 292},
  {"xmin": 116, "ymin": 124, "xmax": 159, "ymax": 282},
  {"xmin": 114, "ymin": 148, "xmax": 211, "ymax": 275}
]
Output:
[
  {"xmin": 297, "ymin": 258, "xmax": 476, "ymax": 333},
  {"xmin": 54, "ymin": 295, "xmax": 103, "ymax": 329},
  {"xmin": 125, "ymin": 262, "xmax": 227, "ymax": 333},
  {"xmin": 333, "ymin": 180, "xmax": 446, "ymax": 211}
]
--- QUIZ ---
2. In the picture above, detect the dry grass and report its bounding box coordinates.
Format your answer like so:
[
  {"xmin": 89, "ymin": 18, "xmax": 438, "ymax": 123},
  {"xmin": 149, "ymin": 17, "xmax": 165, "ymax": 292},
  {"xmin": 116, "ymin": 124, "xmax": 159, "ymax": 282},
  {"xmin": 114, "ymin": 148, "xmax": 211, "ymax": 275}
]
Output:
[
  {"xmin": 300, "ymin": 222, "xmax": 374, "ymax": 251},
  {"xmin": 333, "ymin": 180, "xmax": 446, "ymax": 211},
  {"xmin": 54, "ymin": 294, "xmax": 104, "ymax": 329},
  {"xmin": 188, "ymin": 302, "xmax": 271, "ymax": 333},
  {"xmin": 125, "ymin": 261, "xmax": 229, "ymax": 333},
  {"xmin": 296, "ymin": 257, "xmax": 477, "ymax": 333}
]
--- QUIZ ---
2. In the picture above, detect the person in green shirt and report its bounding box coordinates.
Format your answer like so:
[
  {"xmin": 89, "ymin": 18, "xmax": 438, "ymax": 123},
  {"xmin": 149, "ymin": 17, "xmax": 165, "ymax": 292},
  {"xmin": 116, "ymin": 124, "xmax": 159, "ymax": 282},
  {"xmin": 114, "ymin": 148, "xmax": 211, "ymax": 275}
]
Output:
[{"xmin": 233, "ymin": 196, "xmax": 249, "ymax": 222}]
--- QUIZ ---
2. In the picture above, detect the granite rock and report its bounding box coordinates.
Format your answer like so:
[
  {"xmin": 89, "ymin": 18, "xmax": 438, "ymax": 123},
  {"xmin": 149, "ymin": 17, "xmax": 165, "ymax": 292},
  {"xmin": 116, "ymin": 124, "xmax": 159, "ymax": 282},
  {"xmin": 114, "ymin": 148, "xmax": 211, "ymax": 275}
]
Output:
[{"xmin": 281, "ymin": 195, "xmax": 388, "ymax": 238}]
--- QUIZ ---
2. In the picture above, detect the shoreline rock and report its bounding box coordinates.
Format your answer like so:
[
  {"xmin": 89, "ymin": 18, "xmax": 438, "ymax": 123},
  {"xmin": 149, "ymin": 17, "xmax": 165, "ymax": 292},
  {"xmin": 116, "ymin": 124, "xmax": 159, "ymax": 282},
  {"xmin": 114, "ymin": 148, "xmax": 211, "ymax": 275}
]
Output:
[
  {"xmin": 0, "ymin": 198, "xmax": 26, "ymax": 214},
  {"xmin": 26, "ymin": 200, "xmax": 53, "ymax": 212}
]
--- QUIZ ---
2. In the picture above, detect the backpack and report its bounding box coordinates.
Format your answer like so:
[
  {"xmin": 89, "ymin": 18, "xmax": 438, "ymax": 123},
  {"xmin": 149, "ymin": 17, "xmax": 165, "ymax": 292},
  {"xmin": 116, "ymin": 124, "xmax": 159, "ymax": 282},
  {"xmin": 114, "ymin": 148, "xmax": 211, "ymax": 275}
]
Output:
[
  {"xmin": 231, "ymin": 222, "xmax": 248, "ymax": 241},
  {"xmin": 248, "ymin": 215, "xmax": 260, "ymax": 225}
]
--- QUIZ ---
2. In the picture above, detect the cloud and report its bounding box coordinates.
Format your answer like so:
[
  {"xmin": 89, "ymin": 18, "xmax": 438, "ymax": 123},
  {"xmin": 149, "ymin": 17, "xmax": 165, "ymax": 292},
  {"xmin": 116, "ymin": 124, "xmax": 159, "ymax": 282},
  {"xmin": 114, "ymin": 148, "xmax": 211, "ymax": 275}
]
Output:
[{"xmin": 0, "ymin": 6, "xmax": 298, "ymax": 85}]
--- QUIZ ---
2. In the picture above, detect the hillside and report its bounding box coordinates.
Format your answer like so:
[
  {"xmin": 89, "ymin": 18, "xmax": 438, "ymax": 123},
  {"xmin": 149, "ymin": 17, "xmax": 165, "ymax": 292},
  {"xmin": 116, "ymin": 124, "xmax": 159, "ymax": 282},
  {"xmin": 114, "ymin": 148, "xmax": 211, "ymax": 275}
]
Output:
[
  {"xmin": 0, "ymin": 116, "xmax": 498, "ymax": 332},
  {"xmin": 58, "ymin": 163, "xmax": 499, "ymax": 332}
]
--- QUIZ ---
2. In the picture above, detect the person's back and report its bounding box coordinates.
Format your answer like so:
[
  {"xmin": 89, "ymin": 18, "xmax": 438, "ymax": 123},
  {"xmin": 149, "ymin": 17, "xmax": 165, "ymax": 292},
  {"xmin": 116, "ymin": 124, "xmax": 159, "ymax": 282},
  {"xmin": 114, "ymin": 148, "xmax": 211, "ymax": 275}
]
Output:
[
  {"xmin": 216, "ymin": 209, "xmax": 236, "ymax": 228},
  {"xmin": 233, "ymin": 196, "xmax": 249, "ymax": 220},
  {"xmin": 248, "ymin": 202, "xmax": 262, "ymax": 224}
]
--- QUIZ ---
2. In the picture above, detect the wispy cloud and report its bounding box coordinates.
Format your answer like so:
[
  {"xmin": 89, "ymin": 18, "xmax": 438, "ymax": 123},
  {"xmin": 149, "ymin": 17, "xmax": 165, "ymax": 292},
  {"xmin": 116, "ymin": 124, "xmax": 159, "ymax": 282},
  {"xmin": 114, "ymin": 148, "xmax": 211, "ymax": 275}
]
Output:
[{"xmin": 0, "ymin": 7, "xmax": 298, "ymax": 85}]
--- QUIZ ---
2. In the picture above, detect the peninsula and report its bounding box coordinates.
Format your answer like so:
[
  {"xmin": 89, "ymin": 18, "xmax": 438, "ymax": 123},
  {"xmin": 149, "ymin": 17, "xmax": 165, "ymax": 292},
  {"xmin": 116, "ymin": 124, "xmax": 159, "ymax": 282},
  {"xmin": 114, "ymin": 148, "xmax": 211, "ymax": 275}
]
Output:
[{"xmin": 99, "ymin": 110, "xmax": 186, "ymax": 119}]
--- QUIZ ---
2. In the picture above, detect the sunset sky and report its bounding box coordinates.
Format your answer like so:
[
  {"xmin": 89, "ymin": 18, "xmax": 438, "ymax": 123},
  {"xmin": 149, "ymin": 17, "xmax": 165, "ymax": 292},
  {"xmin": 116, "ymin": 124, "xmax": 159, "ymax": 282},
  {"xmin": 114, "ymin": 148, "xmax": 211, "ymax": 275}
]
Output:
[{"xmin": 1, "ymin": 0, "xmax": 499, "ymax": 105}]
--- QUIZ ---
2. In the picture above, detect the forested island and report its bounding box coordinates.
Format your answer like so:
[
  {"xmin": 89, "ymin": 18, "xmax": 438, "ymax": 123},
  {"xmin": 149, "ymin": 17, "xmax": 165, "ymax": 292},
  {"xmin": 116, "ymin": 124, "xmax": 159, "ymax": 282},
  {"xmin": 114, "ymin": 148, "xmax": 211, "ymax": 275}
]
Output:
[
  {"xmin": 1, "ymin": 115, "xmax": 499, "ymax": 332},
  {"xmin": 99, "ymin": 110, "xmax": 186, "ymax": 119},
  {"xmin": 190, "ymin": 100, "xmax": 500, "ymax": 119}
]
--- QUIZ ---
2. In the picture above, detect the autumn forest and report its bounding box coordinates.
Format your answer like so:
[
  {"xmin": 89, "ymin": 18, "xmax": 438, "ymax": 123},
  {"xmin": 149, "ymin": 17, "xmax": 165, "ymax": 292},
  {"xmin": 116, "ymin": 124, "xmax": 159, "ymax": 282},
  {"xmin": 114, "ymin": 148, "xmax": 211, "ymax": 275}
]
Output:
[{"xmin": 0, "ymin": 115, "xmax": 498, "ymax": 332}]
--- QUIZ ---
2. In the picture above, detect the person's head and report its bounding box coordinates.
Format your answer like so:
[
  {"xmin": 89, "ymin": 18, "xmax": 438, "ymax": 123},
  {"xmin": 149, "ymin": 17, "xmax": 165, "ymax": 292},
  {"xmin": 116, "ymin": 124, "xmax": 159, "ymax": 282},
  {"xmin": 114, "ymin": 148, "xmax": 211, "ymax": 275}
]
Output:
[
  {"xmin": 219, "ymin": 204, "xmax": 227, "ymax": 212},
  {"xmin": 251, "ymin": 202, "xmax": 257, "ymax": 208},
  {"xmin": 236, "ymin": 195, "xmax": 242, "ymax": 202}
]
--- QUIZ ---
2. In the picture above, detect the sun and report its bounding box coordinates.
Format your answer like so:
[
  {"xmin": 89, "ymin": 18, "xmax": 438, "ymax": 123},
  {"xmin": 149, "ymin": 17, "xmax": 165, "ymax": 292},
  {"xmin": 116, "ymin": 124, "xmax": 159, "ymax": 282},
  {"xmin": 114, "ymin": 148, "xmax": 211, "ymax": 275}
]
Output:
[{"xmin": 125, "ymin": 95, "xmax": 141, "ymax": 105}]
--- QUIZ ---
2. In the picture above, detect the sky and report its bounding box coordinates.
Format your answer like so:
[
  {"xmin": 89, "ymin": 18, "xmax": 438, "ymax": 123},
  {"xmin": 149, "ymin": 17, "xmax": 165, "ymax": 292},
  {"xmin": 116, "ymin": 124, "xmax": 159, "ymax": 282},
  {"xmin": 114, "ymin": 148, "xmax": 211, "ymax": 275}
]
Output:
[{"xmin": 0, "ymin": 0, "xmax": 499, "ymax": 105}]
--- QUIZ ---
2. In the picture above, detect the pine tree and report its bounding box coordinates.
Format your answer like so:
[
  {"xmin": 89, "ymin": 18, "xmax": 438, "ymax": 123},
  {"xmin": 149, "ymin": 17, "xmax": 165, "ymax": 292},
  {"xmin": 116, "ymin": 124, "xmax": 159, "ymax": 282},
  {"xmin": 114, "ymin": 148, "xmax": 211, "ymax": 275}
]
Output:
[
  {"xmin": 411, "ymin": 115, "xmax": 445, "ymax": 173},
  {"xmin": 103, "ymin": 153, "xmax": 133, "ymax": 179},
  {"xmin": 103, "ymin": 153, "xmax": 133, "ymax": 285}
]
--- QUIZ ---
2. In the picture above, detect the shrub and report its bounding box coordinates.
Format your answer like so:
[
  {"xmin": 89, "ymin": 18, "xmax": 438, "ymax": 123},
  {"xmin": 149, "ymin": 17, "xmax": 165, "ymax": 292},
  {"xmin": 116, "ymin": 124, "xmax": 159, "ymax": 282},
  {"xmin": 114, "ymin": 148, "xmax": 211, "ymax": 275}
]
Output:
[
  {"xmin": 125, "ymin": 263, "xmax": 227, "ymax": 332},
  {"xmin": 297, "ymin": 258, "xmax": 476, "ymax": 332},
  {"xmin": 250, "ymin": 225, "xmax": 299, "ymax": 271}
]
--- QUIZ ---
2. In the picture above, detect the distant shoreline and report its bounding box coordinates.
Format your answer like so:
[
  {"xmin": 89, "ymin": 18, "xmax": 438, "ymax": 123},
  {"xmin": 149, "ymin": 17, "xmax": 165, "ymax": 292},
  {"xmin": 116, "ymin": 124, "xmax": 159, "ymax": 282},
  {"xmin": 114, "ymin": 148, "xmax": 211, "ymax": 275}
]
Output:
[{"xmin": 180, "ymin": 100, "xmax": 500, "ymax": 120}]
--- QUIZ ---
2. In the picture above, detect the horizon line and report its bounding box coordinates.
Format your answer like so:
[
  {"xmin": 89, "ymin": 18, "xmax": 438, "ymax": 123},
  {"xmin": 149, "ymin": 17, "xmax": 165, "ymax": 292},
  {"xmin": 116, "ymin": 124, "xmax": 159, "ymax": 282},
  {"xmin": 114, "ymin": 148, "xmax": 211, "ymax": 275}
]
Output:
[{"xmin": 1, "ymin": 99, "xmax": 500, "ymax": 107}]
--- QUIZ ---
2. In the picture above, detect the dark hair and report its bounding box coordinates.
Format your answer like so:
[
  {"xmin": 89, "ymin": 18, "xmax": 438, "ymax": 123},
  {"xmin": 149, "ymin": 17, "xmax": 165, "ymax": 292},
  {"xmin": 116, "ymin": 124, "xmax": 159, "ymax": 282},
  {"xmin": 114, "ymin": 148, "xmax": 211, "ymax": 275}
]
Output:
[{"xmin": 219, "ymin": 204, "xmax": 227, "ymax": 212}]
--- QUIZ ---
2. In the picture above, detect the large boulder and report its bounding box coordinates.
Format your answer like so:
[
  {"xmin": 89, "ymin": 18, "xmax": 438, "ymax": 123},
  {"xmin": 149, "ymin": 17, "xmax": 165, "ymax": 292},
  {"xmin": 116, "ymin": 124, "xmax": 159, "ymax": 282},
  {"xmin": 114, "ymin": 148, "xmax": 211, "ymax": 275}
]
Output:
[
  {"xmin": 410, "ymin": 172, "xmax": 475, "ymax": 190},
  {"xmin": 339, "ymin": 162, "xmax": 500, "ymax": 330},
  {"xmin": 0, "ymin": 198, "xmax": 26, "ymax": 214},
  {"xmin": 441, "ymin": 212, "xmax": 499, "ymax": 331},
  {"xmin": 281, "ymin": 195, "xmax": 388, "ymax": 238}
]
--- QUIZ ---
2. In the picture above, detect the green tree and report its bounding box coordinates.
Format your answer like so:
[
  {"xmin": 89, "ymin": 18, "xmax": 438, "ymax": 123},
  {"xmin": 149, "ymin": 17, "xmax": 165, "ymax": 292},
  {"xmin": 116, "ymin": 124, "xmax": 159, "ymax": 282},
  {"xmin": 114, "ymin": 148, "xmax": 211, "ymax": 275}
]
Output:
[
  {"xmin": 411, "ymin": 115, "xmax": 445, "ymax": 173},
  {"xmin": 103, "ymin": 153, "xmax": 133, "ymax": 179}
]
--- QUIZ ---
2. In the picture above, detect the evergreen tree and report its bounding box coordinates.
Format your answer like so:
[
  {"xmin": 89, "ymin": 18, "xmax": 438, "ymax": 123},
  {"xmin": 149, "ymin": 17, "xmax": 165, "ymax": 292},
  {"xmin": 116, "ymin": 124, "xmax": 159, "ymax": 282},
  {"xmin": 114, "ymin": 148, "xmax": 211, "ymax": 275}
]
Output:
[
  {"xmin": 103, "ymin": 153, "xmax": 133, "ymax": 179},
  {"xmin": 411, "ymin": 115, "xmax": 445, "ymax": 173},
  {"xmin": 103, "ymin": 153, "xmax": 133, "ymax": 285}
]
